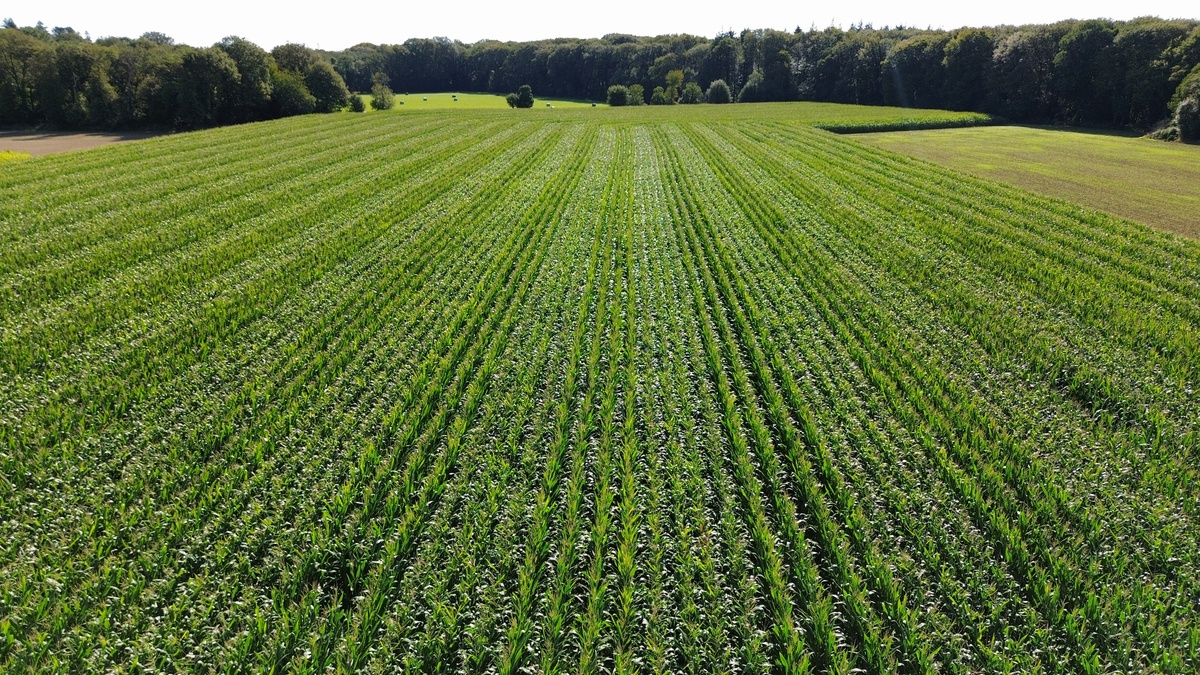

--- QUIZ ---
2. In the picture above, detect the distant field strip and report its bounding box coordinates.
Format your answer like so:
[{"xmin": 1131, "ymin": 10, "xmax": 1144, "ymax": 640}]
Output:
[
  {"xmin": 2, "ymin": 107, "xmax": 1198, "ymax": 673},
  {"xmin": 857, "ymin": 125, "xmax": 1200, "ymax": 239},
  {"xmin": 360, "ymin": 91, "xmax": 604, "ymax": 110}
]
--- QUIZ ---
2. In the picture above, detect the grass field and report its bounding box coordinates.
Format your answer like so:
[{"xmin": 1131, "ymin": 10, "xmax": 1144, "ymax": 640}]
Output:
[
  {"xmin": 359, "ymin": 91, "xmax": 604, "ymax": 109},
  {"xmin": 857, "ymin": 125, "xmax": 1200, "ymax": 239},
  {"xmin": 2, "ymin": 105, "xmax": 1198, "ymax": 673}
]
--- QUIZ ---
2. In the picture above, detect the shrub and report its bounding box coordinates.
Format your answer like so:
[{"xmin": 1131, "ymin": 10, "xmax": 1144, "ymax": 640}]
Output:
[
  {"xmin": 680, "ymin": 82, "xmax": 704, "ymax": 104},
  {"xmin": 506, "ymin": 93, "xmax": 519, "ymax": 108},
  {"xmin": 515, "ymin": 84, "xmax": 534, "ymax": 108},
  {"xmin": 706, "ymin": 79, "xmax": 732, "ymax": 104},
  {"xmin": 628, "ymin": 84, "xmax": 645, "ymax": 106},
  {"xmin": 738, "ymin": 70, "xmax": 766, "ymax": 102},
  {"xmin": 1148, "ymin": 124, "xmax": 1179, "ymax": 142},
  {"xmin": 649, "ymin": 86, "xmax": 669, "ymax": 105},
  {"xmin": 370, "ymin": 84, "xmax": 394, "ymax": 110},
  {"xmin": 271, "ymin": 70, "xmax": 317, "ymax": 117},
  {"xmin": 305, "ymin": 61, "xmax": 351, "ymax": 112},
  {"xmin": 1177, "ymin": 96, "xmax": 1200, "ymax": 143},
  {"xmin": 1169, "ymin": 64, "xmax": 1200, "ymax": 112},
  {"xmin": 349, "ymin": 95, "xmax": 366, "ymax": 112},
  {"xmin": 607, "ymin": 84, "xmax": 629, "ymax": 106}
]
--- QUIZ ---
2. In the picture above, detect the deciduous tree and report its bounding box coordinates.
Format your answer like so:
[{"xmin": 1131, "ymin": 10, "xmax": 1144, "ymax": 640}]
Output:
[
  {"xmin": 679, "ymin": 81, "xmax": 703, "ymax": 103},
  {"xmin": 705, "ymin": 78, "xmax": 731, "ymax": 103},
  {"xmin": 272, "ymin": 43, "xmax": 318, "ymax": 75},
  {"xmin": 176, "ymin": 47, "xmax": 240, "ymax": 129},
  {"xmin": 1177, "ymin": 95, "xmax": 1200, "ymax": 141},
  {"xmin": 627, "ymin": 83, "xmax": 645, "ymax": 105},
  {"xmin": 665, "ymin": 68, "xmax": 684, "ymax": 100},
  {"xmin": 305, "ymin": 60, "xmax": 350, "ymax": 112},
  {"xmin": 0, "ymin": 27, "xmax": 47, "ymax": 123},
  {"xmin": 515, "ymin": 83, "xmax": 534, "ymax": 108},
  {"xmin": 370, "ymin": 71, "xmax": 394, "ymax": 110},
  {"xmin": 942, "ymin": 29, "xmax": 992, "ymax": 111},
  {"xmin": 217, "ymin": 36, "xmax": 272, "ymax": 122},
  {"xmin": 606, "ymin": 83, "xmax": 628, "ymax": 106},
  {"xmin": 271, "ymin": 69, "xmax": 315, "ymax": 117}
]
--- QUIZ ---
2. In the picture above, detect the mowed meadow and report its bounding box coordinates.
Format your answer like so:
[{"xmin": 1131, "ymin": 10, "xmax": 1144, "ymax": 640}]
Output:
[{"xmin": 1, "ymin": 103, "xmax": 1198, "ymax": 673}]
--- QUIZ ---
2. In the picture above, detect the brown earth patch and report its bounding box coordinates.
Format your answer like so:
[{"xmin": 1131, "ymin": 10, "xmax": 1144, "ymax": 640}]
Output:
[{"xmin": 0, "ymin": 129, "xmax": 168, "ymax": 156}]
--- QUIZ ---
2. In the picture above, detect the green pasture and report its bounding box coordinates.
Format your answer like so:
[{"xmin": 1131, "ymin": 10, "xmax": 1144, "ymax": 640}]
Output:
[
  {"xmin": 354, "ymin": 93, "xmax": 994, "ymax": 127},
  {"xmin": 857, "ymin": 125, "xmax": 1200, "ymax": 239},
  {"xmin": 359, "ymin": 91, "xmax": 603, "ymax": 109}
]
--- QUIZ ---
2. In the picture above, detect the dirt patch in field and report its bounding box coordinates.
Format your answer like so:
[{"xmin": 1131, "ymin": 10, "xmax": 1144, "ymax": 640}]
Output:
[{"xmin": 0, "ymin": 129, "xmax": 168, "ymax": 156}]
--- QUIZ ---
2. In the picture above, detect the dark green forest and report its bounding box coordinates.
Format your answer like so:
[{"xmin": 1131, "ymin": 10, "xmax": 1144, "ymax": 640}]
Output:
[
  {"xmin": 3, "ymin": 17, "xmax": 1199, "ymax": 135},
  {"xmin": 0, "ymin": 24, "xmax": 352, "ymax": 130}
]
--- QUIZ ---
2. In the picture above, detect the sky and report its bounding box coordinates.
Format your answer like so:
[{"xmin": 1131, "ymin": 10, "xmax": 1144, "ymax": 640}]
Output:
[{"xmin": 7, "ymin": 1, "xmax": 1199, "ymax": 50}]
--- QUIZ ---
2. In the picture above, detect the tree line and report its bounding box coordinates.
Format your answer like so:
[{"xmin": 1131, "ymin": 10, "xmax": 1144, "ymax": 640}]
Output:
[
  {"xmin": 330, "ymin": 18, "xmax": 1199, "ymax": 132},
  {"xmin": 0, "ymin": 21, "xmax": 353, "ymax": 129},
  {"xmin": 3, "ymin": 16, "xmax": 1199, "ymax": 136}
]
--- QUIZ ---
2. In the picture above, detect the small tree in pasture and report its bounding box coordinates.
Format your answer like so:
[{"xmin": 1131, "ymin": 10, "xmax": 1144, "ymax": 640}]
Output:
[
  {"xmin": 515, "ymin": 84, "xmax": 534, "ymax": 108},
  {"xmin": 370, "ymin": 71, "xmax": 394, "ymax": 110}
]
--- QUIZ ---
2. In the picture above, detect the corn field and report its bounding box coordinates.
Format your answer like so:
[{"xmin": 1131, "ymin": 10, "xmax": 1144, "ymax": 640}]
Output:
[{"xmin": 1, "ymin": 105, "xmax": 1198, "ymax": 673}]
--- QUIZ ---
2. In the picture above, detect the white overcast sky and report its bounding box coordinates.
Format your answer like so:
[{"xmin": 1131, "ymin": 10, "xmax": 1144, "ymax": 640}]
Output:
[{"xmin": 6, "ymin": 1, "xmax": 1198, "ymax": 50}]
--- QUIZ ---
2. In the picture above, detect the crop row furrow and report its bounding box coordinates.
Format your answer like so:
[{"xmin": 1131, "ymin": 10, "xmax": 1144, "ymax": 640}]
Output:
[
  {"xmin": 0, "ymin": 120, "xmax": 561, "ymax": 667},
  {"xmin": 371, "ymin": 173, "xmax": 589, "ymax": 670},
  {"xmin": 763, "ymin": 124, "xmax": 1199, "ymax": 423},
  {"xmin": 0, "ymin": 120, "xmax": 543, "ymax": 467},
  {"xmin": 749, "ymin": 124, "xmax": 1200, "ymax": 545},
  {"xmin": 496, "ymin": 170, "xmax": 614, "ymax": 674},
  {"xmin": 0, "ymin": 112, "xmax": 422, "ymax": 244},
  {"xmin": 323, "ymin": 126, "xmax": 600, "ymax": 671},
  {"xmin": 691, "ymin": 123, "xmax": 1049, "ymax": 671},
  {"xmin": 665, "ymin": 124, "xmax": 930, "ymax": 673},
  {"xmin": 0, "ymin": 117, "xmax": 540, "ymax": 547},
  {"xmin": 630, "ymin": 126, "xmax": 751, "ymax": 671},
  {"xmin": 650, "ymin": 126, "xmax": 812, "ymax": 673},
  {"xmin": 0, "ymin": 120, "xmax": 528, "ymax": 378},
  {"xmin": 679, "ymin": 122, "xmax": 940, "ymax": 673},
  {"xmin": 734, "ymin": 123, "xmax": 1200, "ymax": 646},
  {"xmin": 706, "ymin": 125, "xmax": 1121, "ymax": 670},
  {"xmin": 0, "ymin": 117, "xmax": 474, "ymax": 316}
]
